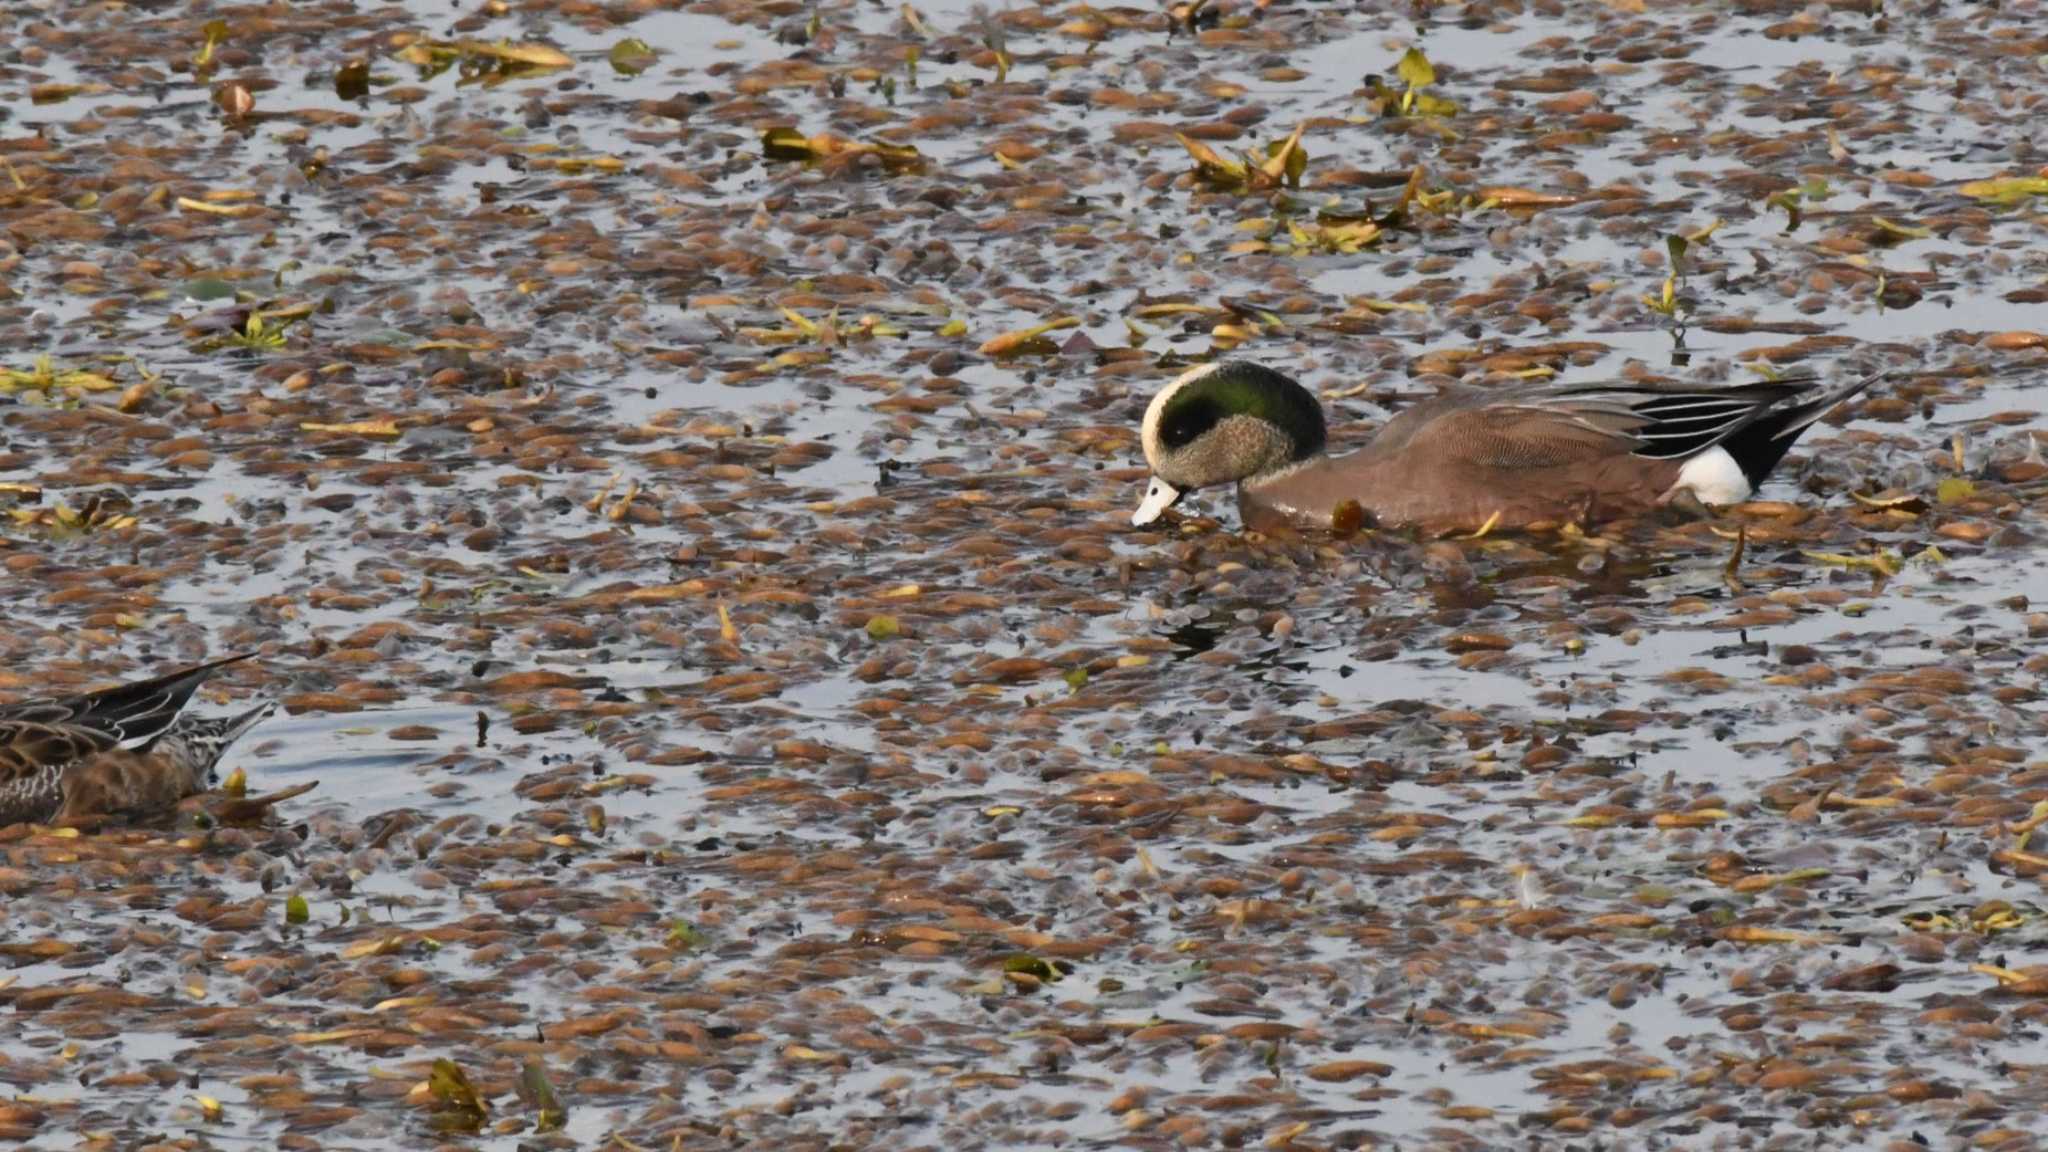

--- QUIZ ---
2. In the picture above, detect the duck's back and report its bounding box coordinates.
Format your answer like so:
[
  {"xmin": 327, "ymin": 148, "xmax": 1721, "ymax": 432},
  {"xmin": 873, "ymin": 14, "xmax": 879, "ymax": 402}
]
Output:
[{"xmin": 1240, "ymin": 389, "xmax": 1684, "ymax": 531}]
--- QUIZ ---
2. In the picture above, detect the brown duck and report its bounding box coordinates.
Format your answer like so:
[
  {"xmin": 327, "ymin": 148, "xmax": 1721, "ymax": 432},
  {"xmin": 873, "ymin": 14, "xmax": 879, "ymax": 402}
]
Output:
[
  {"xmin": 1131, "ymin": 361, "xmax": 1877, "ymax": 533},
  {"xmin": 0, "ymin": 653, "xmax": 277, "ymax": 829}
]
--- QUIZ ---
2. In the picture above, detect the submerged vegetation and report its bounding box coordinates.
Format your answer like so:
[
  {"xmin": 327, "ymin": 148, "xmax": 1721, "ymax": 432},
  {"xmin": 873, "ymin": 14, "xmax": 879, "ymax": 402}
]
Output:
[{"xmin": 0, "ymin": 0, "xmax": 2046, "ymax": 1149}]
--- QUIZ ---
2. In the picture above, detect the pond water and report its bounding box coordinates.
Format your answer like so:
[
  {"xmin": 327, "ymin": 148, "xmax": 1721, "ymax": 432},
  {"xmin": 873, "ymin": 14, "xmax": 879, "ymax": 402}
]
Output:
[{"xmin": 1, "ymin": 0, "xmax": 2045, "ymax": 1148}]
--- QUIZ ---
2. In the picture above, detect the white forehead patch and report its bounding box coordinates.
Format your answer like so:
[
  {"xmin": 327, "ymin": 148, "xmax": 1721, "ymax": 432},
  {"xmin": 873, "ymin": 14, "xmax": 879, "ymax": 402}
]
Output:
[{"xmin": 1141, "ymin": 361, "xmax": 1227, "ymax": 468}]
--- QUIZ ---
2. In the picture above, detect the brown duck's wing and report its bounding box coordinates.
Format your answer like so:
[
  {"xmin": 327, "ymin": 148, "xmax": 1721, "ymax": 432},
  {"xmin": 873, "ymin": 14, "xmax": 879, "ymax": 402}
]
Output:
[
  {"xmin": 0, "ymin": 721, "xmax": 119, "ymax": 826},
  {"xmin": 0, "ymin": 653, "xmax": 256, "ymax": 749},
  {"xmin": 1390, "ymin": 376, "xmax": 1828, "ymax": 469},
  {"xmin": 1393, "ymin": 400, "xmax": 1648, "ymax": 471}
]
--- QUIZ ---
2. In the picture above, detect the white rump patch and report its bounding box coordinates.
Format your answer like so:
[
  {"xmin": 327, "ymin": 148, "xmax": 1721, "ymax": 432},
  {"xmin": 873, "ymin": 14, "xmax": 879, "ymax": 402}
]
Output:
[
  {"xmin": 1667, "ymin": 446, "xmax": 1751, "ymax": 505},
  {"xmin": 1131, "ymin": 476, "xmax": 1181, "ymax": 526}
]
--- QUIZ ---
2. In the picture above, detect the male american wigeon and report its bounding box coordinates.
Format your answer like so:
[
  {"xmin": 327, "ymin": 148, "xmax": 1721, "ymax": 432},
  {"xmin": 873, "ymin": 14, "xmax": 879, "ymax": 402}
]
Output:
[
  {"xmin": 0, "ymin": 653, "xmax": 277, "ymax": 829},
  {"xmin": 1131, "ymin": 361, "xmax": 1875, "ymax": 533}
]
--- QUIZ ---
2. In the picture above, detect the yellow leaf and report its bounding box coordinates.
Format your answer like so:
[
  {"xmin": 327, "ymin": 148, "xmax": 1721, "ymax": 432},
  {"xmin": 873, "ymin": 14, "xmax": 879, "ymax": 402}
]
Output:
[
  {"xmin": 301, "ymin": 420, "xmax": 402, "ymax": 439},
  {"xmin": 428, "ymin": 1057, "xmax": 489, "ymax": 1117},
  {"xmin": 1957, "ymin": 176, "xmax": 2048, "ymax": 204},
  {"xmin": 289, "ymin": 1027, "xmax": 380, "ymax": 1044},
  {"xmin": 1799, "ymin": 549, "xmax": 1901, "ymax": 575},
  {"xmin": 1475, "ymin": 187, "xmax": 1582, "ymax": 209},
  {"xmin": 1396, "ymin": 47, "xmax": 1436, "ymax": 89},
  {"xmin": 1257, "ymin": 123, "xmax": 1308, "ymax": 188},
  {"xmin": 1176, "ymin": 133, "xmax": 1248, "ymax": 187},
  {"xmin": 455, "ymin": 40, "xmax": 572, "ymax": 68},
  {"xmin": 1971, "ymin": 963, "xmax": 2027, "ymax": 985},
  {"xmin": 176, "ymin": 197, "xmax": 262, "ymax": 218},
  {"xmin": 978, "ymin": 316, "xmax": 1081, "ymax": 357},
  {"xmin": 341, "ymin": 934, "xmax": 408, "ymax": 959},
  {"xmin": 1652, "ymin": 808, "xmax": 1728, "ymax": 828}
]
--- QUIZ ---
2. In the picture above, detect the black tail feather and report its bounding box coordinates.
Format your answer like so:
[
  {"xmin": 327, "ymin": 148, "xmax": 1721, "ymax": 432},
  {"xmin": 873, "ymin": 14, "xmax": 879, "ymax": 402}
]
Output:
[
  {"xmin": 1721, "ymin": 372, "xmax": 1883, "ymax": 486},
  {"xmin": 0, "ymin": 653, "xmax": 258, "ymax": 747}
]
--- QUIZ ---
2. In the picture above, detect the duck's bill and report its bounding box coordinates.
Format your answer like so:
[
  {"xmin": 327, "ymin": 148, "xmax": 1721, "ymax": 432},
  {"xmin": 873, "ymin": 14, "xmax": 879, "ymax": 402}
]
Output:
[{"xmin": 1130, "ymin": 477, "xmax": 1182, "ymax": 526}]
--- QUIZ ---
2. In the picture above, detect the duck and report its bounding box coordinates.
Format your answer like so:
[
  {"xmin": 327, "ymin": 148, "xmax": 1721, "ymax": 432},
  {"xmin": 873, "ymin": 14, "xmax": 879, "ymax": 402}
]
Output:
[
  {"xmin": 1131, "ymin": 360, "xmax": 1876, "ymax": 533},
  {"xmin": 0, "ymin": 652, "xmax": 278, "ymax": 829}
]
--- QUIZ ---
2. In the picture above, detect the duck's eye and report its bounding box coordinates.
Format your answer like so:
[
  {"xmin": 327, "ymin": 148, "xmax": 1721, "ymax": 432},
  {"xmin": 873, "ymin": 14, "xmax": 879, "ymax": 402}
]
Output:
[{"xmin": 1160, "ymin": 396, "xmax": 1221, "ymax": 450}]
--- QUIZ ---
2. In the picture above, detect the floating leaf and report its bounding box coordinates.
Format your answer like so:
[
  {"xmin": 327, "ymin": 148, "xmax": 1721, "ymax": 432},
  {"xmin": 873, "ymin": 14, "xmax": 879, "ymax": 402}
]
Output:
[
  {"xmin": 667, "ymin": 920, "xmax": 707, "ymax": 950},
  {"xmin": 394, "ymin": 39, "xmax": 572, "ymax": 85},
  {"xmin": 285, "ymin": 893, "xmax": 309, "ymax": 924},
  {"xmin": 32, "ymin": 83, "xmax": 106, "ymax": 105},
  {"xmin": 175, "ymin": 196, "xmax": 262, "ymax": 218},
  {"xmin": 457, "ymin": 40, "xmax": 571, "ymax": 68},
  {"xmin": 1004, "ymin": 954, "xmax": 1062, "ymax": 981},
  {"xmin": 517, "ymin": 1058, "xmax": 567, "ymax": 1132},
  {"xmin": 215, "ymin": 81, "xmax": 253, "ymax": 119},
  {"xmin": 1395, "ymin": 47, "xmax": 1437, "ymax": 90},
  {"xmin": 0, "ymin": 355, "xmax": 120, "ymax": 395},
  {"xmin": 1477, "ymin": 187, "xmax": 1581, "ymax": 210},
  {"xmin": 428, "ymin": 1058, "xmax": 488, "ymax": 1130},
  {"xmin": 1180, "ymin": 125, "xmax": 1312, "ymax": 193},
  {"xmin": 1958, "ymin": 176, "xmax": 2048, "ymax": 205},
  {"xmin": 865, "ymin": 615, "xmax": 901, "ymax": 640},
  {"xmin": 978, "ymin": 316, "xmax": 1080, "ymax": 357},
  {"xmin": 1409, "ymin": 90, "xmax": 1457, "ymax": 116},
  {"xmin": 1177, "ymin": 134, "xmax": 1248, "ymax": 188},
  {"xmin": 761, "ymin": 127, "xmax": 922, "ymax": 170},
  {"xmin": 195, "ymin": 19, "xmax": 228, "ymax": 69},
  {"xmin": 1330, "ymin": 499, "xmax": 1366, "ymax": 537},
  {"xmin": 1800, "ymin": 549, "xmax": 1903, "ymax": 575},
  {"xmin": 1665, "ymin": 233, "xmax": 1690, "ymax": 274},
  {"xmin": 334, "ymin": 60, "xmax": 371, "ymax": 101},
  {"xmin": 183, "ymin": 277, "xmax": 237, "ymax": 302},
  {"xmin": 1870, "ymin": 216, "xmax": 1933, "ymax": 241},
  {"xmin": 1850, "ymin": 489, "xmax": 1928, "ymax": 514},
  {"xmin": 1259, "ymin": 123, "xmax": 1309, "ymax": 188},
  {"xmin": 609, "ymin": 38, "xmax": 657, "ymax": 75},
  {"xmin": 301, "ymin": 420, "xmax": 402, "ymax": 439},
  {"xmin": 1935, "ymin": 476, "xmax": 1976, "ymax": 505}
]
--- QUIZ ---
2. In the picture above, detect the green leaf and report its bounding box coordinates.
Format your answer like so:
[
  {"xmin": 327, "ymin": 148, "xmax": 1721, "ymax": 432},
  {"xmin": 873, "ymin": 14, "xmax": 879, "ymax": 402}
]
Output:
[
  {"xmin": 1004, "ymin": 954, "xmax": 1061, "ymax": 981},
  {"xmin": 1958, "ymin": 176, "xmax": 2048, "ymax": 205},
  {"xmin": 1767, "ymin": 189, "xmax": 1804, "ymax": 231},
  {"xmin": 334, "ymin": 60, "xmax": 370, "ymax": 101},
  {"xmin": 865, "ymin": 614, "xmax": 901, "ymax": 640},
  {"xmin": 428, "ymin": 1058, "xmax": 488, "ymax": 1126},
  {"xmin": 667, "ymin": 919, "xmax": 707, "ymax": 950},
  {"xmin": 1409, "ymin": 91, "xmax": 1457, "ymax": 117},
  {"xmin": 1935, "ymin": 476, "xmax": 1975, "ymax": 505},
  {"xmin": 1395, "ymin": 47, "xmax": 1436, "ymax": 89},
  {"xmin": 517, "ymin": 1058, "xmax": 567, "ymax": 1132},
  {"xmin": 1264, "ymin": 136, "xmax": 1308, "ymax": 187},
  {"xmin": 609, "ymin": 38, "xmax": 657, "ymax": 75},
  {"xmin": 1870, "ymin": 216, "xmax": 1932, "ymax": 240},
  {"xmin": 1665, "ymin": 234, "xmax": 1690, "ymax": 275},
  {"xmin": 285, "ymin": 893, "xmax": 309, "ymax": 924}
]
